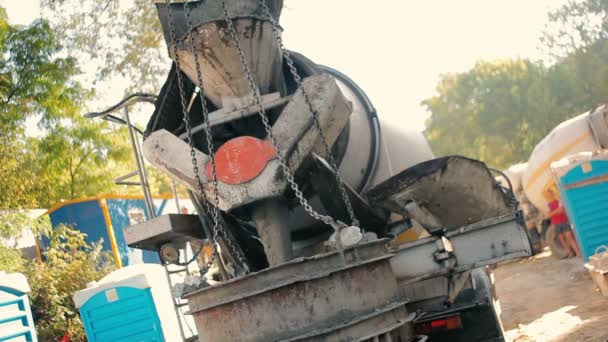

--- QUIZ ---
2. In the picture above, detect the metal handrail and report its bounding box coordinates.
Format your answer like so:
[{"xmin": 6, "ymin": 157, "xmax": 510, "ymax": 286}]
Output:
[
  {"xmin": 84, "ymin": 93, "xmax": 157, "ymax": 119},
  {"xmin": 84, "ymin": 93, "xmax": 159, "ymax": 218}
]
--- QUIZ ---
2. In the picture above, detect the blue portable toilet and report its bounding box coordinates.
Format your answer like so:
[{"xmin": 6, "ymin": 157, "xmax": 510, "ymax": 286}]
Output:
[
  {"xmin": 552, "ymin": 151, "xmax": 608, "ymax": 261},
  {"xmin": 39, "ymin": 194, "xmax": 193, "ymax": 268},
  {"xmin": 0, "ymin": 272, "xmax": 37, "ymax": 342},
  {"xmin": 74, "ymin": 264, "xmax": 183, "ymax": 342}
]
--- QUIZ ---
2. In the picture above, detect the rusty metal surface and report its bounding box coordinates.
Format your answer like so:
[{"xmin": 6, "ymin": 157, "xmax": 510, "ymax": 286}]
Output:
[
  {"xmin": 251, "ymin": 199, "xmax": 293, "ymax": 266},
  {"xmin": 283, "ymin": 301, "xmax": 414, "ymax": 342},
  {"xmin": 185, "ymin": 239, "xmax": 388, "ymax": 310},
  {"xmin": 366, "ymin": 156, "xmax": 515, "ymax": 232},
  {"xmin": 124, "ymin": 214, "xmax": 205, "ymax": 251},
  {"xmin": 186, "ymin": 240, "xmax": 404, "ymax": 342},
  {"xmin": 172, "ymin": 19, "xmax": 285, "ymax": 109},
  {"xmin": 390, "ymin": 212, "xmax": 532, "ymax": 285},
  {"xmin": 156, "ymin": 0, "xmax": 283, "ymax": 44}
]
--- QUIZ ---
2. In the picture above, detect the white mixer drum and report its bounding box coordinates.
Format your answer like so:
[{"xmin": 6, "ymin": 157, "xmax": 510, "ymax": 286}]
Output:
[{"xmin": 522, "ymin": 111, "xmax": 599, "ymax": 215}]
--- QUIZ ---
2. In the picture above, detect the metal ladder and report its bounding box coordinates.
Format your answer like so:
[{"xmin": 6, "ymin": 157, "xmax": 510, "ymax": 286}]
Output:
[{"xmin": 84, "ymin": 94, "xmax": 193, "ymax": 341}]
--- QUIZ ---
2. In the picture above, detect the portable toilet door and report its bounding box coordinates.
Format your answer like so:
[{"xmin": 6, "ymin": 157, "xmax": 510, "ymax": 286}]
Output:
[
  {"xmin": 77, "ymin": 282, "xmax": 164, "ymax": 342},
  {"xmin": 553, "ymin": 151, "xmax": 608, "ymax": 261},
  {"xmin": 0, "ymin": 272, "xmax": 37, "ymax": 342},
  {"xmin": 74, "ymin": 264, "xmax": 183, "ymax": 342}
]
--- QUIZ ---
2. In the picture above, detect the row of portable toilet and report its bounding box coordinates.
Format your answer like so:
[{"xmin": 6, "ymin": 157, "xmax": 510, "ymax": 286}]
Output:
[
  {"xmin": 0, "ymin": 272, "xmax": 37, "ymax": 342},
  {"xmin": 551, "ymin": 150, "xmax": 608, "ymax": 261}
]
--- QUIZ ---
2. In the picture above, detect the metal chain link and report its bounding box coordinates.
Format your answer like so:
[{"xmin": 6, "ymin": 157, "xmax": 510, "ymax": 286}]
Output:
[
  {"xmin": 257, "ymin": 0, "xmax": 359, "ymax": 227},
  {"xmin": 164, "ymin": 0, "xmax": 217, "ymax": 273},
  {"xmin": 218, "ymin": 0, "xmax": 344, "ymax": 234},
  {"xmin": 182, "ymin": 1, "xmax": 250, "ymax": 271},
  {"xmin": 165, "ymin": 0, "xmax": 218, "ymax": 275}
]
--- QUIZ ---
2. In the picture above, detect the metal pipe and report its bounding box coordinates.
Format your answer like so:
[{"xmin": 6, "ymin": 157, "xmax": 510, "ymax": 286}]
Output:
[
  {"xmin": 124, "ymin": 107, "xmax": 156, "ymax": 218},
  {"xmin": 84, "ymin": 93, "xmax": 157, "ymax": 119},
  {"xmin": 135, "ymin": 132, "xmax": 155, "ymax": 215},
  {"xmin": 114, "ymin": 171, "xmax": 139, "ymax": 184},
  {"xmin": 171, "ymin": 178, "xmax": 181, "ymax": 212},
  {"xmin": 161, "ymin": 264, "xmax": 187, "ymax": 342},
  {"xmin": 251, "ymin": 199, "xmax": 292, "ymax": 266}
]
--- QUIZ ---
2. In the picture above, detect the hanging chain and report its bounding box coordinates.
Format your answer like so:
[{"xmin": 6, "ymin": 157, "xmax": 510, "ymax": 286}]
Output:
[
  {"xmin": 164, "ymin": 0, "xmax": 248, "ymax": 274},
  {"xmin": 182, "ymin": 1, "xmax": 250, "ymax": 271},
  {"xmin": 164, "ymin": 0, "xmax": 217, "ymax": 273},
  {"xmin": 257, "ymin": 0, "xmax": 359, "ymax": 227},
  {"xmin": 218, "ymin": 0, "xmax": 347, "ymax": 236}
]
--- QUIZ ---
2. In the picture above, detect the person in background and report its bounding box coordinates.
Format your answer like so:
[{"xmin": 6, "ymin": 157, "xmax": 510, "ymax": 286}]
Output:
[{"xmin": 547, "ymin": 188, "xmax": 580, "ymax": 258}]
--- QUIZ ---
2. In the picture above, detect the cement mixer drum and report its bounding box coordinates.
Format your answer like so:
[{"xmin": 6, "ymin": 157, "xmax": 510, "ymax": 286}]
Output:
[{"xmin": 156, "ymin": 0, "xmax": 286, "ymax": 108}]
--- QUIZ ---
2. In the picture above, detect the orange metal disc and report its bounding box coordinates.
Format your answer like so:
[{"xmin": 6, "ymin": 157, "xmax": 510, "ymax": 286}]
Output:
[{"xmin": 205, "ymin": 136, "xmax": 277, "ymax": 185}]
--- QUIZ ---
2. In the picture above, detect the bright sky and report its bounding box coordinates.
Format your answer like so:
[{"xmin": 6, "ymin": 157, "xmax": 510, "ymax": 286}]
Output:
[{"xmin": 4, "ymin": 0, "xmax": 568, "ymax": 132}]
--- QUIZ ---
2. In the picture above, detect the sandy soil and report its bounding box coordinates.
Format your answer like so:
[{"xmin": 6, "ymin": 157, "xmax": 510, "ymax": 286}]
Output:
[{"xmin": 493, "ymin": 251, "xmax": 608, "ymax": 342}]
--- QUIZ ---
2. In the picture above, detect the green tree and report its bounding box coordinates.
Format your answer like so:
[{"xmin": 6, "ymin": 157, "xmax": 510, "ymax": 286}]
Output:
[
  {"xmin": 0, "ymin": 211, "xmax": 49, "ymax": 242},
  {"xmin": 0, "ymin": 245, "xmax": 26, "ymax": 273},
  {"xmin": 27, "ymin": 226, "xmax": 114, "ymax": 341},
  {"xmin": 542, "ymin": 0, "xmax": 608, "ymax": 58},
  {"xmin": 0, "ymin": 6, "xmax": 83, "ymax": 208},
  {"xmin": 27, "ymin": 226, "xmax": 113, "ymax": 341},
  {"xmin": 40, "ymin": 0, "xmax": 167, "ymax": 92},
  {"xmin": 0, "ymin": 224, "xmax": 114, "ymax": 341},
  {"xmin": 0, "ymin": 6, "xmax": 143, "ymax": 209},
  {"xmin": 423, "ymin": 46, "xmax": 608, "ymax": 169},
  {"xmin": 0, "ymin": 136, "xmax": 41, "ymax": 208},
  {"xmin": 541, "ymin": 0, "xmax": 608, "ymax": 110},
  {"xmin": 423, "ymin": 59, "xmax": 550, "ymax": 167},
  {"xmin": 34, "ymin": 118, "xmax": 134, "ymax": 207}
]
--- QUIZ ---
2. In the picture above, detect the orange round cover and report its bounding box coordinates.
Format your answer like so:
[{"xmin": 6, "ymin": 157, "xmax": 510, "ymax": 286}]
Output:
[{"xmin": 205, "ymin": 136, "xmax": 277, "ymax": 185}]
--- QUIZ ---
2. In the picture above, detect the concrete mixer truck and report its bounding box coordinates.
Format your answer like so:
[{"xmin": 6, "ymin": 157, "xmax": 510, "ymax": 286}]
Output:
[
  {"xmin": 501, "ymin": 105, "xmax": 608, "ymax": 257},
  {"xmin": 86, "ymin": 1, "xmax": 534, "ymax": 341}
]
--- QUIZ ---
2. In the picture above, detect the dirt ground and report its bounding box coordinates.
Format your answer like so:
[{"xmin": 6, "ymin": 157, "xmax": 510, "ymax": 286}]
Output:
[{"xmin": 493, "ymin": 251, "xmax": 608, "ymax": 342}]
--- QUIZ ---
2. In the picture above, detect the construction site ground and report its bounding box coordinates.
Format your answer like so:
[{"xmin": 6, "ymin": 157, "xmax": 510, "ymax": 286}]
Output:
[{"xmin": 494, "ymin": 250, "xmax": 608, "ymax": 342}]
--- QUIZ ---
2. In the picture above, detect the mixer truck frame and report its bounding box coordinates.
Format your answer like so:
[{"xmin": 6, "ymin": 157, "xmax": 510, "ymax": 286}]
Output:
[{"xmin": 84, "ymin": 1, "xmax": 534, "ymax": 341}]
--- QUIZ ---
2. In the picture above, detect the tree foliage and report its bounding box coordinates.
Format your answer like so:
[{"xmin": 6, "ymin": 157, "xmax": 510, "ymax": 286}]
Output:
[
  {"xmin": 0, "ymin": 211, "xmax": 49, "ymax": 242},
  {"xmin": 424, "ymin": 60, "xmax": 548, "ymax": 167},
  {"xmin": 28, "ymin": 226, "xmax": 115, "ymax": 342},
  {"xmin": 424, "ymin": 0, "xmax": 608, "ymax": 169},
  {"xmin": 0, "ymin": 245, "xmax": 26, "ymax": 273},
  {"xmin": 424, "ymin": 39, "xmax": 608, "ymax": 168},
  {"xmin": 34, "ymin": 118, "xmax": 133, "ymax": 206},
  {"xmin": 0, "ymin": 6, "xmax": 85, "ymax": 208},
  {"xmin": 0, "ymin": 6, "xmax": 147, "ymax": 209},
  {"xmin": 1, "ymin": 225, "xmax": 114, "ymax": 342},
  {"xmin": 40, "ymin": 0, "xmax": 168, "ymax": 92},
  {"xmin": 542, "ymin": 0, "xmax": 608, "ymax": 58}
]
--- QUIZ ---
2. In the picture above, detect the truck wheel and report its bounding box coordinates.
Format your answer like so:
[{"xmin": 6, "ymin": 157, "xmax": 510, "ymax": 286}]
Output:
[
  {"xmin": 544, "ymin": 225, "xmax": 569, "ymax": 259},
  {"xmin": 472, "ymin": 268, "xmax": 505, "ymax": 340},
  {"xmin": 527, "ymin": 227, "xmax": 543, "ymax": 254}
]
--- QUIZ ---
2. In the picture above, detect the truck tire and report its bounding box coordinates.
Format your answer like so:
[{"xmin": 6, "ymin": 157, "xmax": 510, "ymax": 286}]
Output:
[
  {"xmin": 471, "ymin": 268, "xmax": 505, "ymax": 341},
  {"xmin": 544, "ymin": 225, "xmax": 569, "ymax": 259},
  {"xmin": 423, "ymin": 269, "xmax": 505, "ymax": 341}
]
